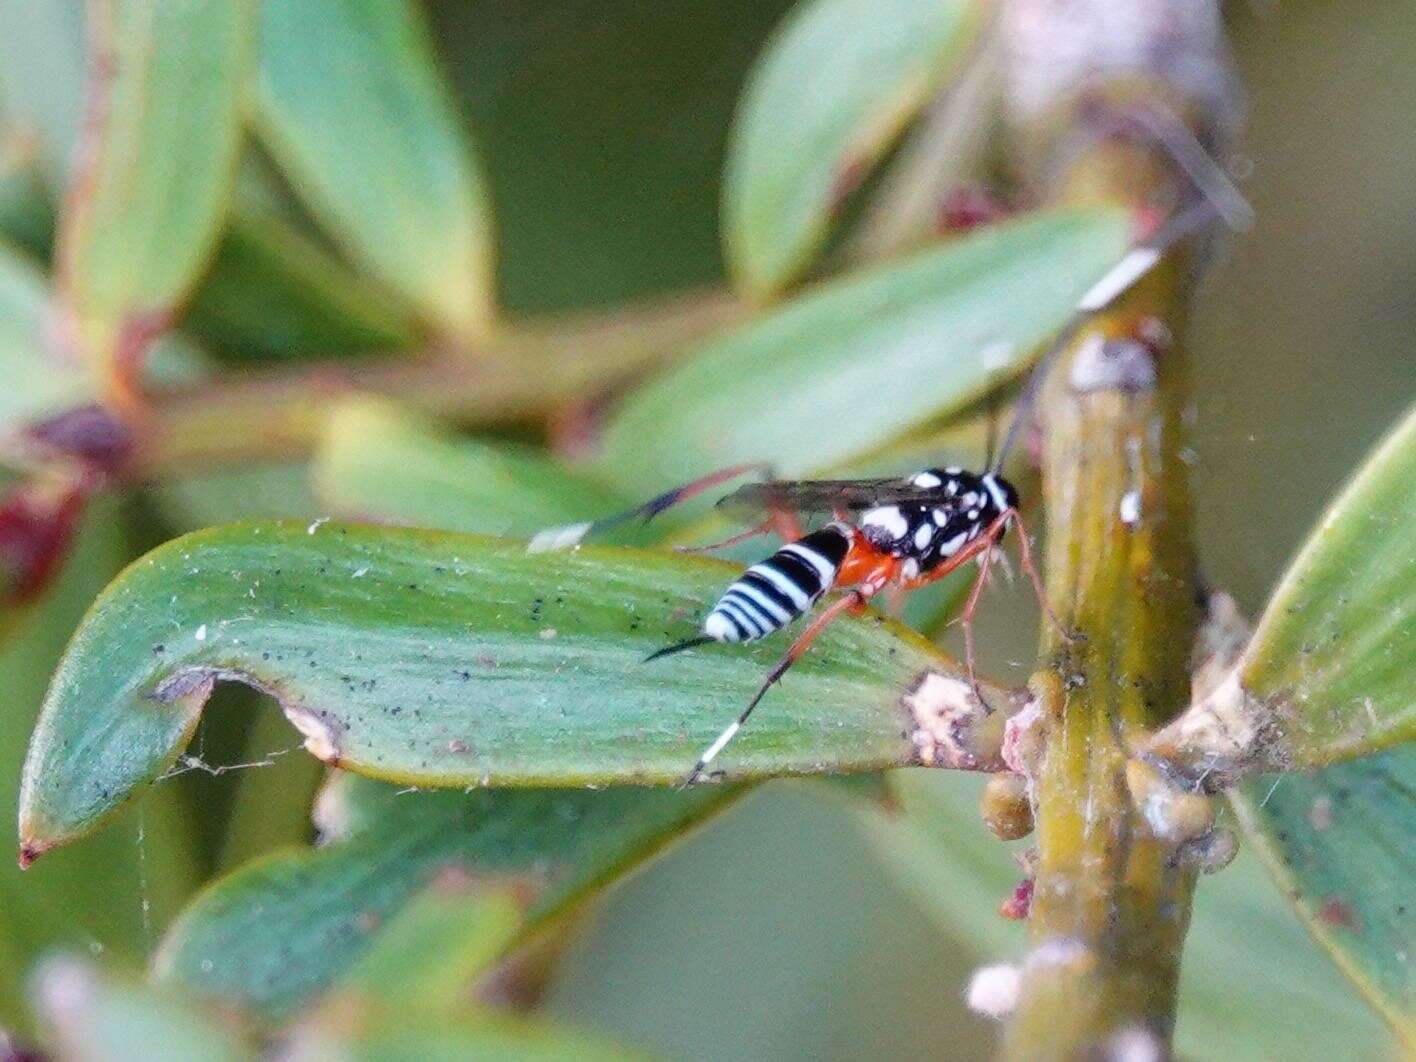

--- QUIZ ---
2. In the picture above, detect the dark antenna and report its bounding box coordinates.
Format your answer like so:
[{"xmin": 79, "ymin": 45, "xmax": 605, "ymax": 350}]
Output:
[
  {"xmin": 990, "ymin": 116, "xmax": 1252, "ymax": 474},
  {"xmin": 983, "ymin": 390, "xmax": 1000, "ymax": 470}
]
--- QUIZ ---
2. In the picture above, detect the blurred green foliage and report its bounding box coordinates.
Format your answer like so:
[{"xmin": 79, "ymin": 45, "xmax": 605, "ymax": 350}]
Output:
[{"xmin": 0, "ymin": 0, "xmax": 1410, "ymax": 1059}]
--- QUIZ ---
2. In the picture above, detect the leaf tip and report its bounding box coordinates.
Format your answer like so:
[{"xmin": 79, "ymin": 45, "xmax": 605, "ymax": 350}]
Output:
[{"xmin": 18, "ymin": 837, "xmax": 51, "ymax": 870}]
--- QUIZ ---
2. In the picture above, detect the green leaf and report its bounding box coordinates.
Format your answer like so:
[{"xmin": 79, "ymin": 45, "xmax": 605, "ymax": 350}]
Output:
[
  {"xmin": 860, "ymin": 771, "xmax": 1392, "ymax": 1060},
  {"xmin": 1241, "ymin": 402, "xmax": 1416, "ymax": 759},
  {"xmin": 56, "ymin": 0, "xmax": 251, "ymax": 378},
  {"xmin": 255, "ymin": 0, "xmax": 495, "ymax": 338},
  {"xmin": 289, "ymin": 1008, "xmax": 642, "ymax": 1062},
  {"xmin": 0, "ymin": 0, "xmax": 87, "ymax": 185},
  {"xmin": 1231, "ymin": 748, "xmax": 1415, "ymax": 1044},
  {"xmin": 723, "ymin": 0, "xmax": 980, "ymax": 296},
  {"xmin": 0, "ymin": 240, "xmax": 212, "ymax": 436},
  {"xmin": 186, "ymin": 211, "xmax": 416, "ymax": 364},
  {"xmin": 32, "ymin": 955, "xmax": 254, "ymax": 1062},
  {"xmin": 0, "ymin": 500, "xmax": 199, "ymax": 1034},
  {"xmin": 0, "ymin": 239, "xmax": 90, "ymax": 425},
  {"xmin": 20, "ymin": 521, "xmax": 974, "ymax": 856},
  {"xmin": 1155, "ymin": 401, "xmax": 1416, "ymax": 774},
  {"xmin": 156, "ymin": 772, "xmax": 742, "ymax": 1020},
  {"xmin": 338, "ymin": 879, "xmax": 526, "ymax": 1011},
  {"xmin": 600, "ymin": 208, "xmax": 1129, "ymax": 492},
  {"xmin": 314, "ymin": 398, "xmax": 625, "ymax": 535}
]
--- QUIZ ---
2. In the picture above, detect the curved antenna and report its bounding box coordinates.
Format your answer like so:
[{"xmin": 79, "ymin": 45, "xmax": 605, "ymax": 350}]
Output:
[
  {"xmin": 990, "ymin": 111, "xmax": 1254, "ymax": 473},
  {"xmin": 990, "ymin": 198, "xmax": 1223, "ymax": 472}
]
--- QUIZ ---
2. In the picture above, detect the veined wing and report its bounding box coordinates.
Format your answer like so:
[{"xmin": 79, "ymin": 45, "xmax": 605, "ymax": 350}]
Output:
[{"xmin": 715, "ymin": 477, "xmax": 955, "ymax": 520}]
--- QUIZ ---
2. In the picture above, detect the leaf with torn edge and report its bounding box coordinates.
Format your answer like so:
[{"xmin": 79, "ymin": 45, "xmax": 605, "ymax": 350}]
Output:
[
  {"xmin": 1152, "ymin": 401, "xmax": 1416, "ymax": 778},
  {"xmin": 20, "ymin": 521, "xmax": 1014, "ymax": 860},
  {"xmin": 601, "ymin": 208, "xmax": 1129, "ymax": 493},
  {"xmin": 1230, "ymin": 747, "xmax": 1415, "ymax": 1045},
  {"xmin": 56, "ymin": 0, "xmax": 251, "ymax": 384},
  {"xmin": 156, "ymin": 772, "xmax": 743, "ymax": 1021},
  {"xmin": 255, "ymin": 0, "xmax": 495, "ymax": 338},
  {"xmin": 723, "ymin": 0, "xmax": 982, "ymax": 296}
]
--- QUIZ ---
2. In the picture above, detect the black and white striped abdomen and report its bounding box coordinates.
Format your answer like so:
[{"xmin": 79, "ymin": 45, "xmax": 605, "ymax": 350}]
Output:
[{"xmin": 703, "ymin": 525, "xmax": 851, "ymax": 643}]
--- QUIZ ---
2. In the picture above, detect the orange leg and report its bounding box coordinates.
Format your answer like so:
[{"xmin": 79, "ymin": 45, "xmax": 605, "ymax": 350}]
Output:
[
  {"xmin": 1007, "ymin": 510, "xmax": 1075, "ymax": 643},
  {"xmin": 676, "ymin": 518, "xmax": 776, "ymax": 554},
  {"xmin": 681, "ymin": 589, "xmax": 867, "ymax": 786},
  {"xmin": 960, "ymin": 541, "xmax": 997, "ymax": 703}
]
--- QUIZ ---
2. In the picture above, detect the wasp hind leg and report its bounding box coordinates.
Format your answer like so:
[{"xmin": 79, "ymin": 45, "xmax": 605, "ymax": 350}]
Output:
[{"xmin": 679, "ymin": 590, "xmax": 866, "ymax": 787}]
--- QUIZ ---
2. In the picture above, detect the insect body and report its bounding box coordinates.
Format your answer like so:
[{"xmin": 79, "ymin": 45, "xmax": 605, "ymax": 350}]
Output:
[
  {"xmin": 700, "ymin": 468, "xmax": 1017, "ymax": 644},
  {"xmin": 585, "ymin": 466, "xmax": 1040, "ymax": 785}
]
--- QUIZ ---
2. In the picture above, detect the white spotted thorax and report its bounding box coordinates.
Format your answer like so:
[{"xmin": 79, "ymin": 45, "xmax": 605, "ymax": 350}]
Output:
[{"xmin": 859, "ymin": 467, "xmax": 1018, "ymax": 579}]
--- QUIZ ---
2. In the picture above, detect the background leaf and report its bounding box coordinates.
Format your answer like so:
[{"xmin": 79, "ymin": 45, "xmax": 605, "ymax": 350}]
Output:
[
  {"xmin": 0, "ymin": 0, "xmax": 87, "ymax": 185},
  {"xmin": 0, "ymin": 239, "xmax": 90, "ymax": 426},
  {"xmin": 256, "ymin": 0, "xmax": 495, "ymax": 338},
  {"xmin": 724, "ymin": 0, "xmax": 980, "ymax": 295},
  {"xmin": 31, "ymin": 955, "xmax": 254, "ymax": 1062},
  {"xmin": 287, "ymin": 1009, "xmax": 643, "ymax": 1062},
  {"xmin": 185, "ymin": 210, "xmax": 416, "ymax": 365},
  {"xmin": 1238, "ymin": 400, "xmax": 1416, "ymax": 762},
  {"xmin": 57, "ymin": 0, "xmax": 251, "ymax": 378},
  {"xmin": 20, "ymin": 522, "xmax": 979, "ymax": 854},
  {"xmin": 336, "ymin": 881, "xmax": 526, "ymax": 1011},
  {"xmin": 313, "ymin": 398, "xmax": 624, "ymax": 534},
  {"xmin": 156, "ymin": 772, "xmax": 742, "ymax": 1021},
  {"xmin": 600, "ymin": 208, "xmax": 1128, "ymax": 491},
  {"xmin": 1231, "ymin": 747, "xmax": 1415, "ymax": 1043}
]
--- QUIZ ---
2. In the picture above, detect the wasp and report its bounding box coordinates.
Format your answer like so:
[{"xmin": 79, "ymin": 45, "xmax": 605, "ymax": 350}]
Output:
[{"xmin": 531, "ymin": 184, "xmax": 1246, "ymax": 785}]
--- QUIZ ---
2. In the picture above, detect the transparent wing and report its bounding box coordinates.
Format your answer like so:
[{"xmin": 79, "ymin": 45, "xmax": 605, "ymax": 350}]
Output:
[{"xmin": 715, "ymin": 477, "xmax": 959, "ymax": 520}]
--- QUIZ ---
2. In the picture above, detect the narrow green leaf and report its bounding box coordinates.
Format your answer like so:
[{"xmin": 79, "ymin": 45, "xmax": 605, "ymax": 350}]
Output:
[
  {"xmin": 20, "ymin": 522, "xmax": 972, "ymax": 856},
  {"xmin": 314, "ymin": 399, "xmax": 624, "ymax": 535},
  {"xmin": 187, "ymin": 212, "xmax": 416, "ymax": 364},
  {"xmin": 0, "ymin": 240, "xmax": 209, "ymax": 436},
  {"xmin": 0, "ymin": 239, "xmax": 90, "ymax": 425},
  {"xmin": 1231, "ymin": 748, "xmax": 1415, "ymax": 1043},
  {"xmin": 289, "ymin": 1008, "xmax": 642, "ymax": 1062},
  {"xmin": 0, "ymin": 161, "xmax": 56, "ymax": 256},
  {"xmin": 600, "ymin": 208, "xmax": 1129, "ymax": 491},
  {"xmin": 1155, "ymin": 402, "xmax": 1416, "ymax": 774},
  {"xmin": 56, "ymin": 0, "xmax": 251, "ymax": 379},
  {"xmin": 256, "ymin": 0, "xmax": 495, "ymax": 338},
  {"xmin": 156, "ymin": 772, "xmax": 742, "ymax": 1020},
  {"xmin": 860, "ymin": 771, "xmax": 1391, "ymax": 1060},
  {"xmin": 32, "ymin": 955, "xmax": 254, "ymax": 1062},
  {"xmin": 1240, "ymin": 403, "xmax": 1416, "ymax": 759},
  {"xmin": 724, "ymin": 0, "xmax": 980, "ymax": 295},
  {"xmin": 0, "ymin": 0, "xmax": 87, "ymax": 185},
  {"xmin": 148, "ymin": 464, "xmax": 321, "ymax": 532},
  {"xmin": 338, "ymin": 881, "xmax": 525, "ymax": 1011}
]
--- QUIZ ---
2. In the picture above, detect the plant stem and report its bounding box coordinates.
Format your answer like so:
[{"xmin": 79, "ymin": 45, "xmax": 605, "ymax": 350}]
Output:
[
  {"xmin": 130, "ymin": 285, "xmax": 745, "ymax": 477},
  {"xmin": 999, "ymin": 119, "xmax": 1224, "ymax": 1062}
]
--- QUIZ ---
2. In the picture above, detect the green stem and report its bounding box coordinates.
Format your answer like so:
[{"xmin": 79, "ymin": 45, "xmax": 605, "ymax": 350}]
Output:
[
  {"xmin": 1001, "ymin": 139, "xmax": 1205, "ymax": 1058},
  {"xmin": 132, "ymin": 285, "xmax": 745, "ymax": 476}
]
